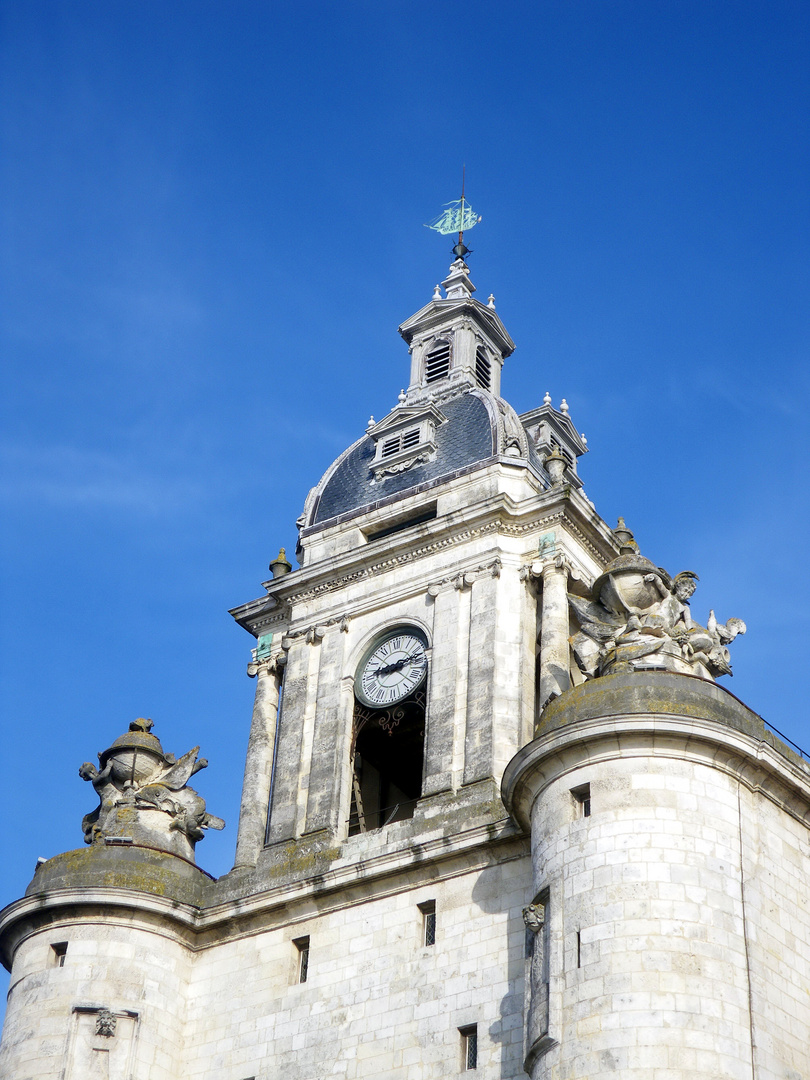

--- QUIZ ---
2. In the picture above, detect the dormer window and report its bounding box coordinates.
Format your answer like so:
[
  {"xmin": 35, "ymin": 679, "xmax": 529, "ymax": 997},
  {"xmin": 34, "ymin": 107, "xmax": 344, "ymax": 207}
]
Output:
[
  {"xmin": 367, "ymin": 402, "xmax": 447, "ymax": 480},
  {"xmin": 425, "ymin": 340, "xmax": 451, "ymax": 383},
  {"xmin": 475, "ymin": 346, "xmax": 491, "ymax": 390}
]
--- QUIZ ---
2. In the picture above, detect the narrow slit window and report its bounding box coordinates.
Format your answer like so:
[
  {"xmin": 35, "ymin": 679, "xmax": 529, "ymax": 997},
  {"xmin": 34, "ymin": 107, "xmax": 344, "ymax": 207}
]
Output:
[
  {"xmin": 419, "ymin": 900, "xmax": 436, "ymax": 946},
  {"xmin": 294, "ymin": 936, "xmax": 310, "ymax": 984},
  {"xmin": 51, "ymin": 942, "xmax": 68, "ymax": 967},
  {"xmin": 475, "ymin": 346, "xmax": 491, "ymax": 390},
  {"xmin": 460, "ymin": 1025, "xmax": 478, "ymax": 1070},
  {"xmin": 577, "ymin": 929, "xmax": 582, "ymax": 968},
  {"xmin": 572, "ymin": 783, "xmax": 591, "ymax": 818},
  {"xmin": 425, "ymin": 341, "xmax": 451, "ymax": 383}
]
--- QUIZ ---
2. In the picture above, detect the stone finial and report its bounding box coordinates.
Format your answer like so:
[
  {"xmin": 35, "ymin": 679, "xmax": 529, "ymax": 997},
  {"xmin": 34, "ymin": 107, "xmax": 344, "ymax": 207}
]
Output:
[
  {"xmin": 612, "ymin": 518, "xmax": 638, "ymax": 555},
  {"xmin": 367, "ymin": 415, "xmax": 375, "ymax": 429},
  {"xmin": 560, "ymin": 398, "xmax": 569, "ymax": 414},
  {"xmin": 79, "ymin": 720, "xmax": 225, "ymax": 861},
  {"xmin": 398, "ymin": 388, "xmax": 406, "ymax": 404},
  {"xmin": 269, "ymin": 548, "xmax": 292, "ymax": 578},
  {"xmin": 543, "ymin": 391, "xmax": 552, "ymax": 406},
  {"xmin": 441, "ymin": 258, "xmax": 476, "ymax": 301},
  {"xmin": 580, "ymin": 432, "xmax": 587, "ymax": 445},
  {"xmin": 544, "ymin": 444, "xmax": 567, "ymax": 485},
  {"xmin": 432, "ymin": 284, "xmax": 442, "ymax": 300},
  {"xmin": 487, "ymin": 293, "xmax": 496, "ymax": 309}
]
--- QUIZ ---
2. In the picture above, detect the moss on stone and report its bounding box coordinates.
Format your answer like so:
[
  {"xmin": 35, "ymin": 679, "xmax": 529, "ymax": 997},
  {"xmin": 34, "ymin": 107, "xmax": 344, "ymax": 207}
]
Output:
[{"xmin": 25, "ymin": 845, "xmax": 211, "ymax": 907}]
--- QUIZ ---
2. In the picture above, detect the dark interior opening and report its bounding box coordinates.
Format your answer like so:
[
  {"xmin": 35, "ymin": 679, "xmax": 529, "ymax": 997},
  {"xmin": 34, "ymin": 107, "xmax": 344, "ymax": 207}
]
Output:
[
  {"xmin": 349, "ymin": 689, "xmax": 425, "ymax": 833},
  {"xmin": 365, "ymin": 506, "xmax": 437, "ymax": 543}
]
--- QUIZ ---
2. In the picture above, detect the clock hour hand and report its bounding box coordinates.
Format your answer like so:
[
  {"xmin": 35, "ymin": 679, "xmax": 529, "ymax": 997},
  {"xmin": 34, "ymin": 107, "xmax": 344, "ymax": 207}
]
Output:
[
  {"xmin": 375, "ymin": 656, "xmax": 410, "ymax": 677},
  {"xmin": 374, "ymin": 653, "xmax": 423, "ymax": 677}
]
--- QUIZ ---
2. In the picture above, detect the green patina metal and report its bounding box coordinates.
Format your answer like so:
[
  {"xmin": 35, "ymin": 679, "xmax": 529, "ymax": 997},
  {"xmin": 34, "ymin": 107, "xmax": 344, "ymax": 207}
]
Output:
[
  {"xmin": 537, "ymin": 531, "xmax": 555, "ymax": 557},
  {"xmin": 256, "ymin": 633, "xmax": 273, "ymax": 659},
  {"xmin": 425, "ymin": 198, "xmax": 482, "ymax": 237}
]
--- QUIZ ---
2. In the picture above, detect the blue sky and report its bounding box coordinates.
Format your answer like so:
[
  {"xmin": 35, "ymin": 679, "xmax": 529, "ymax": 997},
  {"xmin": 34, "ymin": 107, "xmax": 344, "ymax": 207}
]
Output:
[{"xmin": 1, "ymin": 0, "xmax": 808, "ymax": 1009}]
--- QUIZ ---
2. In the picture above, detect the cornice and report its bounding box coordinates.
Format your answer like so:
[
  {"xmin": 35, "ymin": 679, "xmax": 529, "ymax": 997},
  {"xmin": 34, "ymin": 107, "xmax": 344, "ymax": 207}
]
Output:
[
  {"xmin": 270, "ymin": 499, "xmax": 610, "ymax": 608},
  {"xmin": 0, "ymin": 821, "xmax": 528, "ymax": 963},
  {"xmin": 502, "ymin": 712, "xmax": 810, "ymax": 834}
]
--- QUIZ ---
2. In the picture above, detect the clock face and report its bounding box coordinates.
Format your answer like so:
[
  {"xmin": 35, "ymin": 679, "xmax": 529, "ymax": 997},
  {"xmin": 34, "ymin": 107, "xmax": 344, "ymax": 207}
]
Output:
[{"xmin": 356, "ymin": 630, "xmax": 428, "ymax": 708}]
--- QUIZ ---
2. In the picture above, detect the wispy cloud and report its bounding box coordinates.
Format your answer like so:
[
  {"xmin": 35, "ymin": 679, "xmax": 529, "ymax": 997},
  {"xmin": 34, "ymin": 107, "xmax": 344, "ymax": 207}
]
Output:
[{"xmin": 0, "ymin": 441, "xmax": 207, "ymax": 515}]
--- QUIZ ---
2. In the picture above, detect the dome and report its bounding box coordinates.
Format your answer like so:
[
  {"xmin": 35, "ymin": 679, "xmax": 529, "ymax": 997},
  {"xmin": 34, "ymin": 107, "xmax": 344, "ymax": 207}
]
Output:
[{"xmin": 303, "ymin": 387, "xmax": 546, "ymax": 528}]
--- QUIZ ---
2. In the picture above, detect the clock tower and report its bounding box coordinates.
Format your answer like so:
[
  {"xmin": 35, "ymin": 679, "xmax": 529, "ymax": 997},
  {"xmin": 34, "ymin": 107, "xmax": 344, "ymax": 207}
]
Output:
[
  {"xmin": 2, "ymin": 253, "xmax": 808, "ymax": 1080},
  {"xmin": 227, "ymin": 253, "xmax": 607, "ymax": 881}
]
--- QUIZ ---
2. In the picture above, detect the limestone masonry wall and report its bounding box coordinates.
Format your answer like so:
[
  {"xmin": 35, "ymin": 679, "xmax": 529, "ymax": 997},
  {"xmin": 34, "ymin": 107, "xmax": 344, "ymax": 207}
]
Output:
[
  {"xmin": 505, "ymin": 713, "xmax": 810, "ymax": 1080},
  {"xmin": 183, "ymin": 859, "xmax": 532, "ymax": 1080},
  {"xmin": 0, "ymin": 920, "xmax": 192, "ymax": 1079}
]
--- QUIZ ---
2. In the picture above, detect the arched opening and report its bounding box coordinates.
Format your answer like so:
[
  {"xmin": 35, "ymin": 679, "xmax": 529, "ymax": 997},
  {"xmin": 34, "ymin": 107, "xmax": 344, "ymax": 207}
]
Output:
[{"xmin": 349, "ymin": 628, "xmax": 428, "ymax": 834}]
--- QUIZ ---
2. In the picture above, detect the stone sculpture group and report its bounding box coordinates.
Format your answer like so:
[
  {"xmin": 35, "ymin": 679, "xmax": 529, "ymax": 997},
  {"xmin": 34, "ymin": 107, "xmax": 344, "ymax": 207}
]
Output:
[
  {"xmin": 80, "ymin": 717, "xmax": 224, "ymax": 861},
  {"xmin": 568, "ymin": 521, "xmax": 746, "ymax": 681}
]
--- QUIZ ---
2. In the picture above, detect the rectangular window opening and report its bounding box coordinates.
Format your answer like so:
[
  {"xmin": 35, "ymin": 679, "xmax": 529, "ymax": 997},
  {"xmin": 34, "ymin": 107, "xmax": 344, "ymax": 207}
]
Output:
[
  {"xmin": 425, "ymin": 342, "xmax": 451, "ymax": 383},
  {"xmin": 51, "ymin": 942, "xmax": 68, "ymax": 967},
  {"xmin": 381, "ymin": 436, "xmax": 401, "ymax": 458},
  {"xmin": 577, "ymin": 929, "xmax": 582, "ymax": 968},
  {"xmin": 475, "ymin": 348, "xmax": 491, "ymax": 390},
  {"xmin": 571, "ymin": 782, "xmax": 591, "ymax": 818},
  {"xmin": 294, "ymin": 936, "xmax": 310, "ymax": 984},
  {"xmin": 419, "ymin": 900, "xmax": 436, "ymax": 946},
  {"xmin": 365, "ymin": 505, "xmax": 437, "ymax": 543},
  {"xmin": 460, "ymin": 1025, "xmax": 478, "ymax": 1070}
]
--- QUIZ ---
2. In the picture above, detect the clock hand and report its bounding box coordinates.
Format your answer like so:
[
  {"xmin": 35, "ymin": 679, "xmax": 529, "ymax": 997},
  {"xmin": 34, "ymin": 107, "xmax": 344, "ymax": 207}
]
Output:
[
  {"xmin": 374, "ymin": 653, "xmax": 424, "ymax": 677},
  {"xmin": 375, "ymin": 657, "xmax": 410, "ymax": 677}
]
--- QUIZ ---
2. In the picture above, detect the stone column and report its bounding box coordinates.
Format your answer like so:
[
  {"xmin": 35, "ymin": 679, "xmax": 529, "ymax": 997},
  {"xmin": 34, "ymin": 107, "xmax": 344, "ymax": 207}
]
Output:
[
  {"xmin": 265, "ymin": 638, "xmax": 311, "ymax": 844},
  {"xmin": 233, "ymin": 655, "xmax": 282, "ymax": 868},
  {"xmin": 538, "ymin": 557, "xmax": 570, "ymax": 711}
]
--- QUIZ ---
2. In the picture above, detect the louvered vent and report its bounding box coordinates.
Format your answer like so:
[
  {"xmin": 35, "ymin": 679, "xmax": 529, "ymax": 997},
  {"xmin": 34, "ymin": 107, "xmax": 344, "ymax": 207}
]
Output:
[
  {"xmin": 381, "ymin": 428, "xmax": 421, "ymax": 458},
  {"xmin": 425, "ymin": 341, "xmax": 451, "ymax": 383},
  {"xmin": 475, "ymin": 346, "xmax": 491, "ymax": 390}
]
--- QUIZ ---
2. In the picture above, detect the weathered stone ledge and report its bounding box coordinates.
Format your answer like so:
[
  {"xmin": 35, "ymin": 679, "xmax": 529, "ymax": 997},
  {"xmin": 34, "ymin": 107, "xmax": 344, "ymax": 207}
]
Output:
[{"xmin": 503, "ymin": 672, "xmax": 810, "ymax": 831}]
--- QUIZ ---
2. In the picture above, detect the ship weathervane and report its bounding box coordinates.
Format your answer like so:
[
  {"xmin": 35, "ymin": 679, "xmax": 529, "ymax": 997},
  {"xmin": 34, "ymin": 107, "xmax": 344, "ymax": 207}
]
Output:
[{"xmin": 424, "ymin": 167, "xmax": 481, "ymax": 260}]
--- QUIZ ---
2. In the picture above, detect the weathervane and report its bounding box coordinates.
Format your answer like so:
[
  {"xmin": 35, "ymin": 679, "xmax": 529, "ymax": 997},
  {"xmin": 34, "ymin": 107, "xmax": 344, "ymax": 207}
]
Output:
[{"xmin": 425, "ymin": 167, "xmax": 482, "ymax": 260}]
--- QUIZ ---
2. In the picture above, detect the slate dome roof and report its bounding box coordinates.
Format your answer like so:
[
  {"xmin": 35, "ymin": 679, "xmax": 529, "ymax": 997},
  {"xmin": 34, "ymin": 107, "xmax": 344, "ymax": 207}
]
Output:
[{"xmin": 303, "ymin": 388, "xmax": 546, "ymax": 528}]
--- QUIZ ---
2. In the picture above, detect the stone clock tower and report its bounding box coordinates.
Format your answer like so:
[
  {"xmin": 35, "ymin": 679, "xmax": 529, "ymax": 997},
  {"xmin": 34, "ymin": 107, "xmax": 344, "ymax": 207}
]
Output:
[{"xmin": 1, "ymin": 256, "xmax": 809, "ymax": 1080}]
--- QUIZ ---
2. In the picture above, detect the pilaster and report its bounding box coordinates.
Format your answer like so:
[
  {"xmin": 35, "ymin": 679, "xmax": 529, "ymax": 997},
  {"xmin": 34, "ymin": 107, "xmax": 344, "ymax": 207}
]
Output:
[
  {"xmin": 423, "ymin": 581, "xmax": 468, "ymax": 796},
  {"xmin": 304, "ymin": 625, "xmax": 349, "ymax": 835}
]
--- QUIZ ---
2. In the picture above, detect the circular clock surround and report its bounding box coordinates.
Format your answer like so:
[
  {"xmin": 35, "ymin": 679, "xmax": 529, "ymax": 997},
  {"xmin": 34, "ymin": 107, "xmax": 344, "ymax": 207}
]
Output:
[{"xmin": 355, "ymin": 627, "xmax": 429, "ymax": 709}]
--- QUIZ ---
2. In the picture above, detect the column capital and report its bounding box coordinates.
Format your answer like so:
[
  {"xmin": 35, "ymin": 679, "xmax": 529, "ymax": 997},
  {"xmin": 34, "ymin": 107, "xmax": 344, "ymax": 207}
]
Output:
[
  {"xmin": 247, "ymin": 654, "xmax": 283, "ymax": 679},
  {"xmin": 522, "ymin": 554, "xmax": 573, "ymax": 584},
  {"xmin": 542, "ymin": 553, "xmax": 570, "ymax": 578}
]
